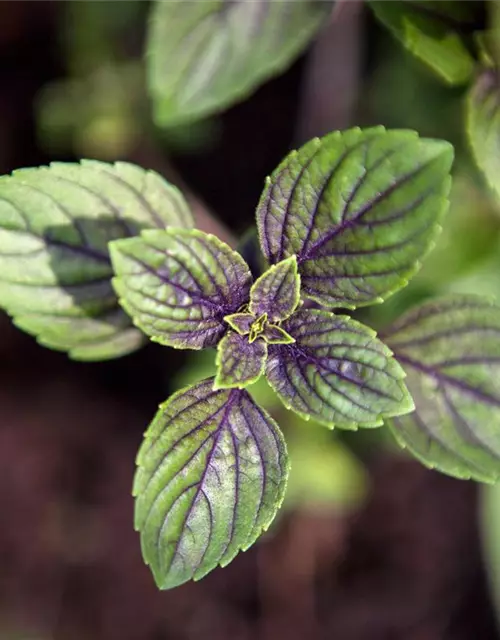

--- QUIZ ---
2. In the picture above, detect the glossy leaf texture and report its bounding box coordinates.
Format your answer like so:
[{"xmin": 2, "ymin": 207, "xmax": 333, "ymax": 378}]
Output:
[
  {"xmin": 134, "ymin": 378, "xmax": 289, "ymax": 589},
  {"xmin": 266, "ymin": 309, "xmax": 413, "ymax": 429},
  {"xmin": 257, "ymin": 126, "xmax": 453, "ymax": 309},
  {"xmin": 215, "ymin": 331, "xmax": 267, "ymax": 389},
  {"xmin": 147, "ymin": 0, "xmax": 332, "ymax": 127},
  {"xmin": 369, "ymin": 1, "xmax": 476, "ymax": 86},
  {"xmin": 110, "ymin": 228, "xmax": 252, "ymax": 349},
  {"xmin": 249, "ymin": 256, "xmax": 300, "ymax": 322},
  {"xmin": 0, "ymin": 161, "xmax": 192, "ymax": 360},
  {"xmin": 383, "ymin": 296, "xmax": 500, "ymax": 482},
  {"xmin": 467, "ymin": 68, "xmax": 500, "ymax": 202}
]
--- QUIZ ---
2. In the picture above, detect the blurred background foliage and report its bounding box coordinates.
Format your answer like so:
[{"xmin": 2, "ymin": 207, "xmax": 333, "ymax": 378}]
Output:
[{"xmin": 2, "ymin": 1, "xmax": 500, "ymax": 639}]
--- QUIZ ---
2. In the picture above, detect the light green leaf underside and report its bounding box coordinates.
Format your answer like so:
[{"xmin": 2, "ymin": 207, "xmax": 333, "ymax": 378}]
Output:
[
  {"xmin": 369, "ymin": 1, "xmax": 475, "ymax": 86},
  {"xmin": 147, "ymin": 0, "xmax": 333, "ymax": 126},
  {"xmin": 110, "ymin": 228, "xmax": 252, "ymax": 350},
  {"xmin": 0, "ymin": 161, "xmax": 192, "ymax": 360},
  {"xmin": 215, "ymin": 331, "xmax": 267, "ymax": 389},
  {"xmin": 134, "ymin": 378, "xmax": 289, "ymax": 589},
  {"xmin": 384, "ymin": 295, "xmax": 500, "ymax": 483},
  {"xmin": 257, "ymin": 126, "xmax": 453, "ymax": 309},
  {"xmin": 467, "ymin": 69, "xmax": 500, "ymax": 203}
]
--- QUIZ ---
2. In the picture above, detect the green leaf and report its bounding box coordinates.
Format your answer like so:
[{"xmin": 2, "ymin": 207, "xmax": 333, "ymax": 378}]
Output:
[
  {"xmin": 467, "ymin": 68, "xmax": 500, "ymax": 203},
  {"xmin": 369, "ymin": 1, "xmax": 476, "ymax": 86},
  {"xmin": 383, "ymin": 295, "xmax": 500, "ymax": 482},
  {"xmin": 257, "ymin": 126, "xmax": 453, "ymax": 309},
  {"xmin": 134, "ymin": 378, "xmax": 289, "ymax": 589},
  {"xmin": 0, "ymin": 161, "xmax": 192, "ymax": 360},
  {"xmin": 266, "ymin": 309, "xmax": 413, "ymax": 429},
  {"xmin": 215, "ymin": 331, "xmax": 267, "ymax": 389},
  {"xmin": 249, "ymin": 256, "xmax": 300, "ymax": 322},
  {"xmin": 111, "ymin": 228, "xmax": 252, "ymax": 349},
  {"xmin": 146, "ymin": 0, "xmax": 332, "ymax": 127}
]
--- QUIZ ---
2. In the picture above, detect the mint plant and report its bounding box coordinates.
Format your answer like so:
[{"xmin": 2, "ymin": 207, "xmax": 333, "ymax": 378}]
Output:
[{"xmin": 2, "ymin": 123, "xmax": 479, "ymax": 591}]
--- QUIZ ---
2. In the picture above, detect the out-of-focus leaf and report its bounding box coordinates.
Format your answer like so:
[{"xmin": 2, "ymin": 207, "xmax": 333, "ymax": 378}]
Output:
[
  {"xmin": 257, "ymin": 126, "xmax": 453, "ymax": 309},
  {"xmin": 0, "ymin": 161, "xmax": 192, "ymax": 360},
  {"xmin": 384, "ymin": 295, "xmax": 500, "ymax": 482},
  {"xmin": 146, "ymin": 0, "xmax": 332, "ymax": 126},
  {"xmin": 266, "ymin": 309, "xmax": 413, "ymax": 429},
  {"xmin": 134, "ymin": 378, "xmax": 289, "ymax": 589},
  {"xmin": 370, "ymin": 1, "xmax": 476, "ymax": 85},
  {"xmin": 111, "ymin": 228, "xmax": 252, "ymax": 349},
  {"xmin": 467, "ymin": 68, "xmax": 500, "ymax": 203}
]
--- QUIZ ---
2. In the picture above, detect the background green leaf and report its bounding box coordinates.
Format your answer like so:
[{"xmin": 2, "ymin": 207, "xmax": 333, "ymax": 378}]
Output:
[
  {"xmin": 111, "ymin": 228, "xmax": 252, "ymax": 349},
  {"xmin": 467, "ymin": 68, "xmax": 500, "ymax": 202},
  {"xmin": 0, "ymin": 161, "xmax": 192, "ymax": 360},
  {"xmin": 369, "ymin": 0, "xmax": 476, "ymax": 86},
  {"xmin": 146, "ymin": 0, "xmax": 332, "ymax": 127},
  {"xmin": 134, "ymin": 378, "xmax": 289, "ymax": 589},
  {"xmin": 257, "ymin": 127, "xmax": 453, "ymax": 309},
  {"xmin": 383, "ymin": 295, "xmax": 500, "ymax": 482}
]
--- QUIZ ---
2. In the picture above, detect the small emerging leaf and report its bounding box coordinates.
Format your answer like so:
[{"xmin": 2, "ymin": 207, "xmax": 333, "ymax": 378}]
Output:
[
  {"xmin": 134, "ymin": 378, "xmax": 289, "ymax": 589},
  {"xmin": 215, "ymin": 331, "xmax": 267, "ymax": 389},
  {"xmin": 147, "ymin": 0, "xmax": 333, "ymax": 126},
  {"xmin": 0, "ymin": 161, "xmax": 192, "ymax": 360},
  {"xmin": 369, "ymin": 1, "xmax": 476, "ymax": 86},
  {"xmin": 467, "ymin": 68, "xmax": 500, "ymax": 203},
  {"xmin": 266, "ymin": 309, "xmax": 413, "ymax": 429},
  {"xmin": 384, "ymin": 295, "xmax": 500, "ymax": 483},
  {"xmin": 224, "ymin": 312, "xmax": 254, "ymax": 335},
  {"xmin": 249, "ymin": 256, "xmax": 300, "ymax": 322},
  {"xmin": 257, "ymin": 127, "xmax": 453, "ymax": 309},
  {"xmin": 262, "ymin": 324, "xmax": 295, "ymax": 345},
  {"xmin": 110, "ymin": 228, "xmax": 252, "ymax": 349}
]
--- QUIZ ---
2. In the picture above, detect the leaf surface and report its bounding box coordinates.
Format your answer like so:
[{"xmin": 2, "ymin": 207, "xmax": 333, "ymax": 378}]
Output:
[
  {"xmin": 257, "ymin": 127, "xmax": 453, "ymax": 309},
  {"xmin": 147, "ymin": 0, "xmax": 332, "ymax": 126},
  {"xmin": 215, "ymin": 331, "xmax": 267, "ymax": 389},
  {"xmin": 0, "ymin": 161, "xmax": 192, "ymax": 360},
  {"xmin": 134, "ymin": 378, "xmax": 289, "ymax": 589},
  {"xmin": 266, "ymin": 309, "xmax": 413, "ymax": 429},
  {"xmin": 369, "ymin": 1, "xmax": 476, "ymax": 85},
  {"xmin": 111, "ymin": 228, "xmax": 252, "ymax": 349},
  {"xmin": 249, "ymin": 256, "xmax": 300, "ymax": 322},
  {"xmin": 383, "ymin": 295, "xmax": 500, "ymax": 482}
]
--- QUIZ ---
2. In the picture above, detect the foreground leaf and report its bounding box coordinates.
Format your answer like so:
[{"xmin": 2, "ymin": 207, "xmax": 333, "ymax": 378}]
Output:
[
  {"xmin": 383, "ymin": 295, "xmax": 500, "ymax": 482},
  {"xmin": 0, "ymin": 161, "xmax": 192, "ymax": 360},
  {"xmin": 266, "ymin": 309, "xmax": 413, "ymax": 429},
  {"xmin": 257, "ymin": 127, "xmax": 453, "ymax": 309},
  {"xmin": 134, "ymin": 378, "xmax": 289, "ymax": 589},
  {"xmin": 215, "ymin": 331, "xmax": 267, "ymax": 389},
  {"xmin": 249, "ymin": 256, "xmax": 300, "ymax": 322},
  {"xmin": 370, "ymin": 1, "xmax": 476, "ymax": 86},
  {"xmin": 147, "ymin": 0, "xmax": 332, "ymax": 126},
  {"xmin": 467, "ymin": 68, "xmax": 500, "ymax": 202},
  {"xmin": 111, "ymin": 228, "xmax": 252, "ymax": 349}
]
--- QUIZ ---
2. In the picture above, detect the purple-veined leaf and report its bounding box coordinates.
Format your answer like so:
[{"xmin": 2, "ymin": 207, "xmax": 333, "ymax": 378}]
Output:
[
  {"xmin": 224, "ymin": 312, "xmax": 254, "ymax": 335},
  {"xmin": 467, "ymin": 68, "xmax": 500, "ymax": 203},
  {"xmin": 110, "ymin": 228, "xmax": 252, "ymax": 349},
  {"xmin": 383, "ymin": 295, "xmax": 500, "ymax": 483},
  {"xmin": 134, "ymin": 378, "xmax": 289, "ymax": 589},
  {"xmin": 266, "ymin": 309, "xmax": 413, "ymax": 429},
  {"xmin": 0, "ymin": 161, "xmax": 192, "ymax": 360},
  {"xmin": 249, "ymin": 255, "xmax": 300, "ymax": 322},
  {"xmin": 369, "ymin": 1, "xmax": 476, "ymax": 86},
  {"xmin": 256, "ymin": 126, "xmax": 453, "ymax": 309},
  {"xmin": 147, "ymin": 0, "xmax": 333, "ymax": 127},
  {"xmin": 215, "ymin": 331, "xmax": 267, "ymax": 389}
]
